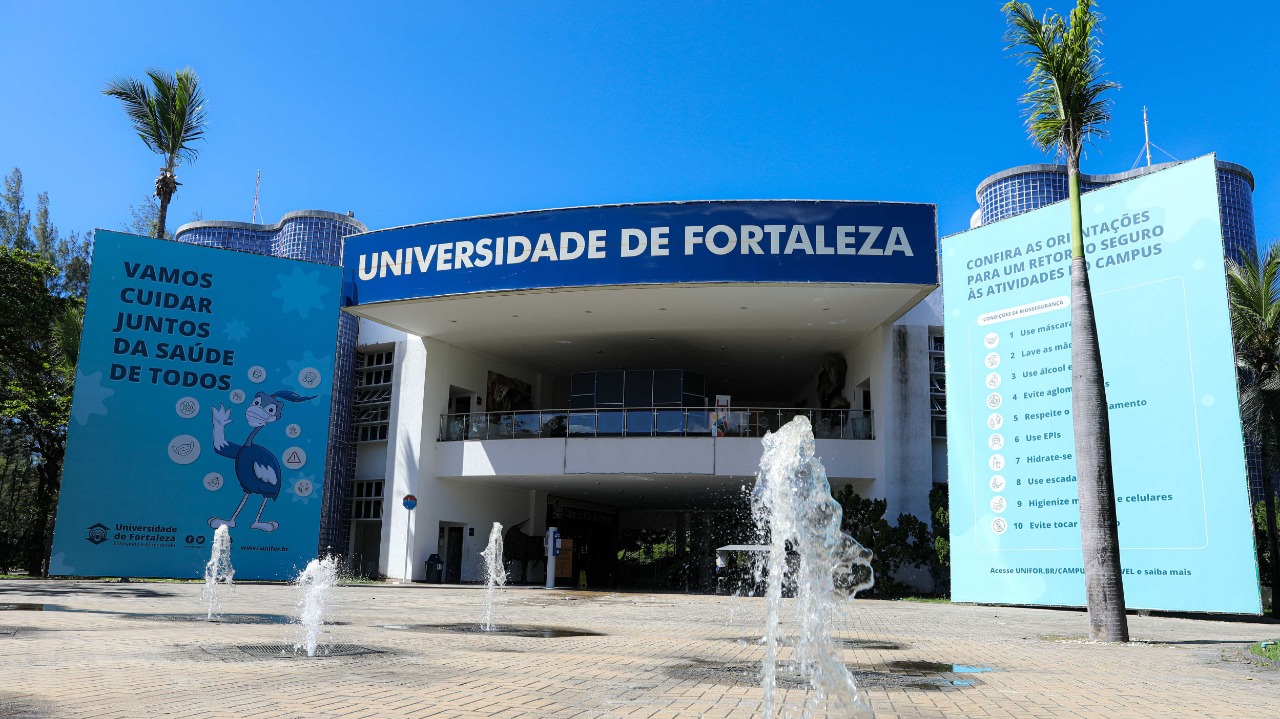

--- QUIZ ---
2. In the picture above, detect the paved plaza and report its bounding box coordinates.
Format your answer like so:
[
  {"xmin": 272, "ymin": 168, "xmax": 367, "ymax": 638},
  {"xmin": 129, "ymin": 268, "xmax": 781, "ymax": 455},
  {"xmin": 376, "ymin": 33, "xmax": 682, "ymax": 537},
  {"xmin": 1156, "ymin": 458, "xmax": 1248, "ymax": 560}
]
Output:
[{"xmin": 0, "ymin": 579, "xmax": 1276, "ymax": 718}]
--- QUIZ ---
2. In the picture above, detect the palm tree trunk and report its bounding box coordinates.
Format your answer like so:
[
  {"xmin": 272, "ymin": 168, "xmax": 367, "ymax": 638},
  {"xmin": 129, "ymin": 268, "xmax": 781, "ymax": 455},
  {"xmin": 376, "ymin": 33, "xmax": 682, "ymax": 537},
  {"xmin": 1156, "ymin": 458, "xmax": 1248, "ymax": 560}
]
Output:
[
  {"xmin": 1067, "ymin": 168, "xmax": 1130, "ymax": 642},
  {"xmin": 155, "ymin": 191, "xmax": 169, "ymax": 239},
  {"xmin": 154, "ymin": 168, "xmax": 178, "ymax": 239},
  {"xmin": 1261, "ymin": 439, "xmax": 1280, "ymax": 618}
]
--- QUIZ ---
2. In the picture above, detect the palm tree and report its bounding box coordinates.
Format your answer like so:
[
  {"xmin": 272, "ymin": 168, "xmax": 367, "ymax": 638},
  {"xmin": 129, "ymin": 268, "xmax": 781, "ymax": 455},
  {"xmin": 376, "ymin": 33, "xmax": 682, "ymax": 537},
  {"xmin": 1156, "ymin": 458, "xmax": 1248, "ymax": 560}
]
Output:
[
  {"xmin": 102, "ymin": 68, "xmax": 207, "ymax": 239},
  {"xmin": 1226, "ymin": 247, "xmax": 1280, "ymax": 618},
  {"xmin": 52, "ymin": 303, "xmax": 83, "ymax": 373},
  {"xmin": 1004, "ymin": 0, "xmax": 1127, "ymax": 642}
]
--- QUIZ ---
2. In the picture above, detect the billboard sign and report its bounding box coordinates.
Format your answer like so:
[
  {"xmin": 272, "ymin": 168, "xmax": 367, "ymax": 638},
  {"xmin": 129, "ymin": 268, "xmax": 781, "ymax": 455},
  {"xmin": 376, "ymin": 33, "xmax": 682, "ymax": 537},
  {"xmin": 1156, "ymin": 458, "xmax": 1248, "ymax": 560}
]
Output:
[
  {"xmin": 345, "ymin": 200, "xmax": 938, "ymax": 304},
  {"xmin": 942, "ymin": 156, "xmax": 1260, "ymax": 613},
  {"xmin": 50, "ymin": 231, "xmax": 342, "ymax": 580}
]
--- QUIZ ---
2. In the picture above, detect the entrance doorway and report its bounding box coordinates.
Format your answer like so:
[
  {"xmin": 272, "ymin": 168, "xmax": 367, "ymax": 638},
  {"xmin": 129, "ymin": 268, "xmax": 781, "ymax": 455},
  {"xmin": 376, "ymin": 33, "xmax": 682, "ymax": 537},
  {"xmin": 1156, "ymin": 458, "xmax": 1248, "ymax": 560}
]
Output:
[
  {"xmin": 349, "ymin": 522, "xmax": 382, "ymax": 579},
  {"xmin": 449, "ymin": 385, "xmax": 476, "ymax": 417},
  {"xmin": 547, "ymin": 496, "xmax": 618, "ymax": 588},
  {"xmin": 439, "ymin": 523, "xmax": 465, "ymax": 583}
]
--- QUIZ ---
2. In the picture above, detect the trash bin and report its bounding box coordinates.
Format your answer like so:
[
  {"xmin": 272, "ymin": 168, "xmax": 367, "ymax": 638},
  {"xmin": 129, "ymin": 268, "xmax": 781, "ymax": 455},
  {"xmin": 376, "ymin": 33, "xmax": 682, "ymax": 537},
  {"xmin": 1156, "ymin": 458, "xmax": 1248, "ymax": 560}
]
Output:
[{"xmin": 424, "ymin": 554, "xmax": 444, "ymax": 583}]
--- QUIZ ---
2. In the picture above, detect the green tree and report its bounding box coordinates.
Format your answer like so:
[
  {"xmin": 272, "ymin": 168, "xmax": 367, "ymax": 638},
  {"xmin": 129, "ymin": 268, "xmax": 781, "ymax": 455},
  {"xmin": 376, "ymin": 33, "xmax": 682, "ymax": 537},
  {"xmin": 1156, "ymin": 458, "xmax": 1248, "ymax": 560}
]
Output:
[
  {"xmin": 53, "ymin": 230, "xmax": 92, "ymax": 299},
  {"xmin": 0, "ymin": 170, "xmax": 87, "ymax": 573},
  {"xmin": 1226, "ymin": 247, "xmax": 1280, "ymax": 618},
  {"xmin": 0, "ymin": 248, "xmax": 80, "ymax": 574},
  {"xmin": 126, "ymin": 195, "xmax": 169, "ymax": 240},
  {"xmin": 0, "ymin": 435, "xmax": 42, "ymax": 574},
  {"xmin": 103, "ymin": 68, "xmax": 208, "ymax": 239},
  {"xmin": 1, "ymin": 168, "xmax": 92, "ymax": 299},
  {"xmin": 833, "ymin": 486, "xmax": 934, "ymax": 597},
  {"xmin": 929, "ymin": 484, "xmax": 951, "ymax": 595},
  {"xmin": 1, "ymin": 168, "xmax": 33, "ymax": 251},
  {"xmin": 1004, "ymin": 0, "xmax": 1127, "ymax": 642}
]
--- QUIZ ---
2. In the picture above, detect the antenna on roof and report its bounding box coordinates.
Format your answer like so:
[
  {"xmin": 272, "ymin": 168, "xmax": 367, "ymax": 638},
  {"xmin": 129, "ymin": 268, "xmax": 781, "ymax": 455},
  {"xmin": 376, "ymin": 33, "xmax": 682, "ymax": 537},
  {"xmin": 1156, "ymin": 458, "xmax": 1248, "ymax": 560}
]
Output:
[
  {"xmin": 1143, "ymin": 106, "xmax": 1152, "ymax": 167},
  {"xmin": 251, "ymin": 169, "xmax": 262, "ymax": 224},
  {"xmin": 1131, "ymin": 107, "xmax": 1179, "ymax": 169}
]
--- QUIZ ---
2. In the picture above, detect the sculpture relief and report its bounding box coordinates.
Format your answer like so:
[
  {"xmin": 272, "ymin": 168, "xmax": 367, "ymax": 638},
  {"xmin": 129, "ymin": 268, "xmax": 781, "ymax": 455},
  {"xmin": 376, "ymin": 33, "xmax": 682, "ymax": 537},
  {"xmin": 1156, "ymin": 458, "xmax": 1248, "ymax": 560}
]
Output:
[{"xmin": 487, "ymin": 371, "xmax": 533, "ymax": 411}]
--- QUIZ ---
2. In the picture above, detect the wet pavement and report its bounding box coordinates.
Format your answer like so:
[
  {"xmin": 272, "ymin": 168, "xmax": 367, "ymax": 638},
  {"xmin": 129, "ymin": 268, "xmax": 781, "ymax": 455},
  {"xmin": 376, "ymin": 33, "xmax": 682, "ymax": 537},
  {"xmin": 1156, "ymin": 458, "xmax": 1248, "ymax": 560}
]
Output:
[{"xmin": 0, "ymin": 579, "xmax": 1276, "ymax": 718}]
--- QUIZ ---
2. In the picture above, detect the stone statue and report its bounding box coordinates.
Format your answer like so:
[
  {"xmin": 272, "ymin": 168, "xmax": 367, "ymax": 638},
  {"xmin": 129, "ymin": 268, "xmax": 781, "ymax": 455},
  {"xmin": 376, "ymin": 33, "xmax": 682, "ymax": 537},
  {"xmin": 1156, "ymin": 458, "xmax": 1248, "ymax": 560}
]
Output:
[
  {"xmin": 503, "ymin": 519, "xmax": 546, "ymax": 583},
  {"xmin": 817, "ymin": 356, "xmax": 849, "ymax": 409}
]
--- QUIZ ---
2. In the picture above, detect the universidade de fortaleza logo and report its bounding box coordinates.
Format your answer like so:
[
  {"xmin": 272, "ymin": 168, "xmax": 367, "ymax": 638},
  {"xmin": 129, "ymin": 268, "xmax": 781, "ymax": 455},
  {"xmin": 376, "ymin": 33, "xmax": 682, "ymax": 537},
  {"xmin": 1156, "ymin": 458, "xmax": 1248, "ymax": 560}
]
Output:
[{"xmin": 86, "ymin": 523, "xmax": 109, "ymax": 545}]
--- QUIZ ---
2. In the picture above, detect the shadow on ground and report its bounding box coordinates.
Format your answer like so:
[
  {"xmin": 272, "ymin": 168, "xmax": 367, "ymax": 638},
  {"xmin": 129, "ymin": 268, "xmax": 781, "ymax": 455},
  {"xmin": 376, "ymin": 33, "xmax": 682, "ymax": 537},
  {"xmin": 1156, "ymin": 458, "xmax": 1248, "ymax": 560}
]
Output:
[{"xmin": 0, "ymin": 583, "xmax": 176, "ymax": 599}]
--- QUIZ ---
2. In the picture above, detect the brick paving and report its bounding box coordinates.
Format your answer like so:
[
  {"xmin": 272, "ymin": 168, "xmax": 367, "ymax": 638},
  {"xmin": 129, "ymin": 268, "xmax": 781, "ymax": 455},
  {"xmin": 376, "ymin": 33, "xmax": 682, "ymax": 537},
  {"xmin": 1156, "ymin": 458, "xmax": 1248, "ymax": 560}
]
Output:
[{"xmin": 0, "ymin": 579, "xmax": 1276, "ymax": 718}]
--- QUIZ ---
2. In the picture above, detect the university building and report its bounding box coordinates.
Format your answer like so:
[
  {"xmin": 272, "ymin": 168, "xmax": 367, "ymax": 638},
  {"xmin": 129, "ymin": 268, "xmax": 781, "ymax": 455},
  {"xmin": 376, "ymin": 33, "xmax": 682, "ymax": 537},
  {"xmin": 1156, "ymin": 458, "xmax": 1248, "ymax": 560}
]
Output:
[
  {"xmin": 178, "ymin": 201, "xmax": 947, "ymax": 588},
  {"xmin": 171, "ymin": 156, "xmax": 1259, "ymax": 586}
]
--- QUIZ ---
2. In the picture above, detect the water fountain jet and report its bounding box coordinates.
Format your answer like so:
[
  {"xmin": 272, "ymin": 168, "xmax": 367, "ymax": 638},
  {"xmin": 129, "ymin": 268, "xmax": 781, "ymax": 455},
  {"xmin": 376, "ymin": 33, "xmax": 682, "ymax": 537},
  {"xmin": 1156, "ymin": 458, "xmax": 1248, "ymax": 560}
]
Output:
[
  {"xmin": 293, "ymin": 556, "xmax": 338, "ymax": 657},
  {"xmin": 751, "ymin": 415, "xmax": 876, "ymax": 718},
  {"xmin": 480, "ymin": 522, "xmax": 506, "ymax": 631},
  {"xmin": 201, "ymin": 525, "xmax": 234, "ymax": 620}
]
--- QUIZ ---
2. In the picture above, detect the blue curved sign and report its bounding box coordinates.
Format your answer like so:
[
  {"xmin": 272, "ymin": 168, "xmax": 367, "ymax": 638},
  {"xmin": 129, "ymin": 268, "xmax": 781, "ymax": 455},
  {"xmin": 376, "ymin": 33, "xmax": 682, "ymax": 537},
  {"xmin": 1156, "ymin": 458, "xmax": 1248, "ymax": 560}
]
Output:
[{"xmin": 344, "ymin": 201, "xmax": 938, "ymax": 304}]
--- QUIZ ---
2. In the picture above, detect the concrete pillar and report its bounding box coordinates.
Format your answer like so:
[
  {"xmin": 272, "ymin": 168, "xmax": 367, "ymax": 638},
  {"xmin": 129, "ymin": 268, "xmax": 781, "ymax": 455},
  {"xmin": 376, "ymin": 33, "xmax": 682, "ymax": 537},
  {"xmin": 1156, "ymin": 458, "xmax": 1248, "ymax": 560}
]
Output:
[
  {"xmin": 379, "ymin": 336, "xmax": 427, "ymax": 581},
  {"xmin": 878, "ymin": 324, "xmax": 933, "ymax": 524}
]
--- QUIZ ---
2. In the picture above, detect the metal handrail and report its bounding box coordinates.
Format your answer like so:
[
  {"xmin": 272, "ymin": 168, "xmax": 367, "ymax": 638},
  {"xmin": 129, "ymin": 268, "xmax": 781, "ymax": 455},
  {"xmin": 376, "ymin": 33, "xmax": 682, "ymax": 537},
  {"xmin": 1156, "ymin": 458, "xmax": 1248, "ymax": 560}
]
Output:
[{"xmin": 437, "ymin": 406, "xmax": 874, "ymax": 442}]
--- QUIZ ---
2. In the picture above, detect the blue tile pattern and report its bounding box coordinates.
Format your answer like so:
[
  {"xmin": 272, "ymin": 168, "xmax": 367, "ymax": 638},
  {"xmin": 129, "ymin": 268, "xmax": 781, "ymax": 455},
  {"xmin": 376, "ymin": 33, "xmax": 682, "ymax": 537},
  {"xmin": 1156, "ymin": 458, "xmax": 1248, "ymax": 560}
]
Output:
[
  {"xmin": 976, "ymin": 159, "xmax": 1264, "ymax": 501},
  {"xmin": 1216, "ymin": 170, "xmax": 1257, "ymax": 268},
  {"xmin": 977, "ymin": 160, "xmax": 1256, "ymax": 265},
  {"xmin": 175, "ymin": 211, "xmax": 367, "ymax": 555},
  {"xmin": 978, "ymin": 171, "xmax": 1105, "ymax": 226}
]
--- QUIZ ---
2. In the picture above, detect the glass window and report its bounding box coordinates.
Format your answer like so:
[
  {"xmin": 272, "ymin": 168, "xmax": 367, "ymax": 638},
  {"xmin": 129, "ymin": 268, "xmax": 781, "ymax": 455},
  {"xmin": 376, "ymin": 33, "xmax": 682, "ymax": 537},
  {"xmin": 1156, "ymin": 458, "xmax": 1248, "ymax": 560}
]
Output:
[
  {"xmin": 626, "ymin": 409, "xmax": 653, "ymax": 435},
  {"xmin": 571, "ymin": 372, "xmax": 595, "ymax": 396},
  {"xmin": 568, "ymin": 412, "xmax": 596, "ymax": 436},
  {"xmin": 624, "ymin": 370, "xmax": 653, "ymax": 407},
  {"xmin": 653, "ymin": 370, "xmax": 681, "ymax": 405},
  {"xmin": 596, "ymin": 371, "xmax": 624, "ymax": 405},
  {"xmin": 655, "ymin": 409, "xmax": 685, "ymax": 434},
  {"xmin": 597, "ymin": 409, "xmax": 624, "ymax": 435}
]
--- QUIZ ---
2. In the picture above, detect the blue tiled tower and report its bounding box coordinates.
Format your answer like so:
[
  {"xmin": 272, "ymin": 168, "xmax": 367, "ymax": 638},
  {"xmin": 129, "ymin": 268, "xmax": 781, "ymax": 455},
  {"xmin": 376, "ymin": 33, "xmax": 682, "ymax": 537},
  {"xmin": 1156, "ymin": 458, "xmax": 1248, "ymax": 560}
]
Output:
[
  {"xmin": 175, "ymin": 210, "xmax": 367, "ymax": 555},
  {"xmin": 974, "ymin": 158, "xmax": 1257, "ymax": 265}
]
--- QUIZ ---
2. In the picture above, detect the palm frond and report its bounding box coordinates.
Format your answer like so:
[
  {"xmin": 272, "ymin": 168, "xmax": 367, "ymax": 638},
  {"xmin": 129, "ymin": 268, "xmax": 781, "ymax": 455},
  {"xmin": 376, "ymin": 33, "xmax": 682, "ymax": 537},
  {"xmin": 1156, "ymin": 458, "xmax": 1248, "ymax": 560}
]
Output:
[
  {"xmin": 1228, "ymin": 245, "xmax": 1280, "ymax": 444},
  {"xmin": 172, "ymin": 67, "xmax": 208, "ymax": 164},
  {"xmin": 1002, "ymin": 0, "xmax": 1118, "ymax": 168},
  {"xmin": 104, "ymin": 67, "xmax": 207, "ymax": 171},
  {"xmin": 102, "ymin": 76, "xmax": 164, "ymax": 156},
  {"xmin": 51, "ymin": 303, "xmax": 84, "ymax": 372}
]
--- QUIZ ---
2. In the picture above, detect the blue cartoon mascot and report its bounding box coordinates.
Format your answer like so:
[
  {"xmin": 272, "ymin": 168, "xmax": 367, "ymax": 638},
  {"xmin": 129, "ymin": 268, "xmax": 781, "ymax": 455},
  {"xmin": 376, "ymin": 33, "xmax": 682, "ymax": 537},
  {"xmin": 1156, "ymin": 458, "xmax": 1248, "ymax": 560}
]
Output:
[{"xmin": 209, "ymin": 390, "xmax": 315, "ymax": 532}]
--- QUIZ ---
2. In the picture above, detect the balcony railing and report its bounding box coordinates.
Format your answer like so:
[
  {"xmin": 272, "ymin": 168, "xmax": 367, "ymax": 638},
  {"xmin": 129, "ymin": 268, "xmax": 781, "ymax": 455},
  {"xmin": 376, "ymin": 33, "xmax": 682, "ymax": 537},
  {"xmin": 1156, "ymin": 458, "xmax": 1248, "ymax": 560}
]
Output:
[{"xmin": 438, "ymin": 407, "xmax": 874, "ymax": 442}]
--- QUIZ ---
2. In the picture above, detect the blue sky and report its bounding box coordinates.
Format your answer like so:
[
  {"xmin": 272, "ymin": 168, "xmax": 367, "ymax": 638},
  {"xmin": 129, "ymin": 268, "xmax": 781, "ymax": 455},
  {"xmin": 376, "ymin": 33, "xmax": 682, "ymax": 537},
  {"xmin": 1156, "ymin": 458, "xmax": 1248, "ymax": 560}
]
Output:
[{"xmin": 2, "ymin": 2, "xmax": 1276, "ymax": 245}]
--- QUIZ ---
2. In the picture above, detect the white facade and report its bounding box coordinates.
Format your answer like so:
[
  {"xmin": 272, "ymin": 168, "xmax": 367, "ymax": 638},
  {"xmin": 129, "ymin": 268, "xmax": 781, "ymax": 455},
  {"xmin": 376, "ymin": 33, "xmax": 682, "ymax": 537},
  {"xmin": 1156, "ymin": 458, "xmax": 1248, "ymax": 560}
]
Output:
[{"xmin": 348, "ymin": 288, "xmax": 947, "ymax": 585}]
